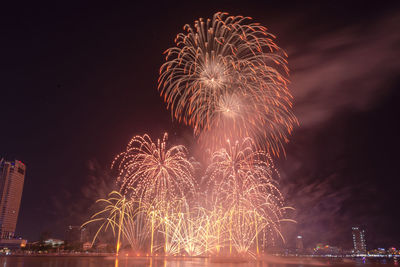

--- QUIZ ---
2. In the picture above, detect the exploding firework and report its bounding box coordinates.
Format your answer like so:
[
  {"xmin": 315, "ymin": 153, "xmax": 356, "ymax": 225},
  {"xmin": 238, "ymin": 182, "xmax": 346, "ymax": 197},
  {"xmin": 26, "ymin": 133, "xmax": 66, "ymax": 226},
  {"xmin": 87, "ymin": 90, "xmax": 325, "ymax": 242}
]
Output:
[
  {"xmin": 84, "ymin": 136, "xmax": 294, "ymax": 257},
  {"xmin": 205, "ymin": 138, "xmax": 293, "ymax": 255},
  {"xmin": 112, "ymin": 133, "xmax": 197, "ymax": 202},
  {"xmin": 84, "ymin": 11, "xmax": 297, "ymax": 258},
  {"xmin": 83, "ymin": 192, "xmax": 167, "ymax": 254},
  {"xmin": 161, "ymin": 199, "xmax": 215, "ymax": 256},
  {"xmin": 111, "ymin": 133, "xmax": 199, "ymax": 254},
  {"xmin": 82, "ymin": 191, "xmax": 134, "ymax": 255},
  {"xmin": 159, "ymin": 12, "xmax": 297, "ymax": 155}
]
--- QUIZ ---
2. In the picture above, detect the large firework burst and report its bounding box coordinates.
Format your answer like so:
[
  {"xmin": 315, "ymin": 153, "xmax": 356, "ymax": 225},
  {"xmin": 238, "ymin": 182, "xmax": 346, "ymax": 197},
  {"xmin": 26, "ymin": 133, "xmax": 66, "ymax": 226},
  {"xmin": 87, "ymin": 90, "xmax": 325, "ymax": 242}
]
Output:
[
  {"xmin": 159, "ymin": 12, "xmax": 297, "ymax": 155},
  {"xmin": 112, "ymin": 133, "xmax": 197, "ymax": 202}
]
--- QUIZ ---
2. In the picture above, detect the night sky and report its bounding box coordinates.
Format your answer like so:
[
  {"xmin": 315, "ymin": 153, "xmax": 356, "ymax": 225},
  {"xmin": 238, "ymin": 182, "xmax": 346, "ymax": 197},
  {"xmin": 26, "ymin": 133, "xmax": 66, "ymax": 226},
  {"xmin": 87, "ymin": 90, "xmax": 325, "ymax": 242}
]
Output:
[{"xmin": 1, "ymin": 1, "xmax": 400, "ymax": 250}]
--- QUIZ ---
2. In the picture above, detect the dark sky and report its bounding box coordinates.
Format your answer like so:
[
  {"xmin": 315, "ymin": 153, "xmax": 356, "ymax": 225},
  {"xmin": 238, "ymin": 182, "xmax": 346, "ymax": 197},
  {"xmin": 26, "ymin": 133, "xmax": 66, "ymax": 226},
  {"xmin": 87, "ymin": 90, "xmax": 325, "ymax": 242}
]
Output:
[{"xmin": 1, "ymin": 0, "xmax": 400, "ymax": 250}]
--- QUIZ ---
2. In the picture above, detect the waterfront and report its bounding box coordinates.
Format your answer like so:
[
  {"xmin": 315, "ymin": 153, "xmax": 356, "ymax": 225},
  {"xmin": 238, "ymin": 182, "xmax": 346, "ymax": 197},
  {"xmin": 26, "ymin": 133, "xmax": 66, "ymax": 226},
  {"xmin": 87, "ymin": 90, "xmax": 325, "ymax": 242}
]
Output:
[{"xmin": 0, "ymin": 256, "xmax": 398, "ymax": 267}]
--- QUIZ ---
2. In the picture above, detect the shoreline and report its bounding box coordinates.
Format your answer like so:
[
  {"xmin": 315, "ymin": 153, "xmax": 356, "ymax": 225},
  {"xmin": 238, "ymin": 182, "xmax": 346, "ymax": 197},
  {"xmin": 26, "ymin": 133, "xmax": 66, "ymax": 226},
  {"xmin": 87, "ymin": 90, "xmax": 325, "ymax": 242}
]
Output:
[{"xmin": 1, "ymin": 253, "xmax": 399, "ymax": 259}]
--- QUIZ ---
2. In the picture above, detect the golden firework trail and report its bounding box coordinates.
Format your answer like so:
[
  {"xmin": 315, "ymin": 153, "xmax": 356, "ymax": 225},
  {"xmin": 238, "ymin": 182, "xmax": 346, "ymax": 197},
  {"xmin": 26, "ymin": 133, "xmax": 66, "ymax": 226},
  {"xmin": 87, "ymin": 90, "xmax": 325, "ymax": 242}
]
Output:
[{"xmin": 82, "ymin": 191, "xmax": 133, "ymax": 255}]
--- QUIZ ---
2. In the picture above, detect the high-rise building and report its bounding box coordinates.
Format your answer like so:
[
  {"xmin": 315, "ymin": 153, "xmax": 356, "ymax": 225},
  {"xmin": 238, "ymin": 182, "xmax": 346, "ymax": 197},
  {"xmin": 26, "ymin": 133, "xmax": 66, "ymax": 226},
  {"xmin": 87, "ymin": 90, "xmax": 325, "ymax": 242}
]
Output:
[
  {"xmin": 0, "ymin": 159, "xmax": 26, "ymax": 239},
  {"xmin": 66, "ymin": 225, "xmax": 84, "ymax": 244},
  {"xmin": 296, "ymin": 235, "xmax": 304, "ymax": 251},
  {"xmin": 352, "ymin": 226, "xmax": 366, "ymax": 254}
]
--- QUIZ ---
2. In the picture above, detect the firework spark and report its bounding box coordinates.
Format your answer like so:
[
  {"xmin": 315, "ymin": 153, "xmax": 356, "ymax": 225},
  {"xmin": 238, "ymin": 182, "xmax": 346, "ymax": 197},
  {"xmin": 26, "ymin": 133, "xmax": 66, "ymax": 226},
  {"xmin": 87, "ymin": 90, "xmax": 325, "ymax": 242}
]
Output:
[
  {"xmin": 205, "ymin": 138, "xmax": 293, "ymax": 255},
  {"xmin": 162, "ymin": 199, "xmax": 213, "ymax": 256},
  {"xmin": 112, "ymin": 133, "xmax": 197, "ymax": 202},
  {"xmin": 82, "ymin": 191, "xmax": 133, "ymax": 255},
  {"xmin": 159, "ymin": 12, "xmax": 297, "ymax": 155},
  {"xmin": 85, "ymin": 136, "xmax": 294, "ymax": 257},
  {"xmin": 84, "ymin": 11, "xmax": 297, "ymax": 258}
]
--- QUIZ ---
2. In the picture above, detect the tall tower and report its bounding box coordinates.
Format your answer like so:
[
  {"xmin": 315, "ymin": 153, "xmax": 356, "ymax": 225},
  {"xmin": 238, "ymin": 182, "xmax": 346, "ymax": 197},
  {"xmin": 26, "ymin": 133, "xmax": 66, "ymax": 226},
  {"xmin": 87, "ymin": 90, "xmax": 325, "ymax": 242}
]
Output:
[
  {"xmin": 296, "ymin": 235, "xmax": 304, "ymax": 251},
  {"xmin": 0, "ymin": 159, "xmax": 26, "ymax": 239},
  {"xmin": 352, "ymin": 227, "xmax": 366, "ymax": 254}
]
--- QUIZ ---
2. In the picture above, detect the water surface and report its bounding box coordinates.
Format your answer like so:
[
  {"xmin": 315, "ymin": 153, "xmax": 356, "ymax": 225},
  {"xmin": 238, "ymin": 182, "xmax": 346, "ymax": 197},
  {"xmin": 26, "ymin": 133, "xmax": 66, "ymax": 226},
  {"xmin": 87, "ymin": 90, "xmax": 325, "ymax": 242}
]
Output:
[{"xmin": 0, "ymin": 256, "xmax": 397, "ymax": 267}]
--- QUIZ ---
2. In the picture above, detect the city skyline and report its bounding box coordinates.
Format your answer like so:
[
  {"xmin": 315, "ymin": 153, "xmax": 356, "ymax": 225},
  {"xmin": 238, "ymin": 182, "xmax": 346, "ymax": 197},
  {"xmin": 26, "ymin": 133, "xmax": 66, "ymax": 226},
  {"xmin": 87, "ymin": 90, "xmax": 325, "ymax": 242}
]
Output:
[{"xmin": 1, "ymin": 0, "xmax": 400, "ymax": 250}]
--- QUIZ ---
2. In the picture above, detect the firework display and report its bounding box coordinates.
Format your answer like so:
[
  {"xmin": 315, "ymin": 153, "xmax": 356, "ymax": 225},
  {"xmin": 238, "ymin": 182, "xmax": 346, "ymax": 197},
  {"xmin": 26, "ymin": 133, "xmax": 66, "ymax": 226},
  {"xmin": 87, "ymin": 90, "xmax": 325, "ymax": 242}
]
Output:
[
  {"xmin": 158, "ymin": 12, "xmax": 297, "ymax": 155},
  {"xmin": 85, "ymin": 134, "xmax": 292, "ymax": 257},
  {"xmin": 84, "ymin": 12, "xmax": 296, "ymax": 258}
]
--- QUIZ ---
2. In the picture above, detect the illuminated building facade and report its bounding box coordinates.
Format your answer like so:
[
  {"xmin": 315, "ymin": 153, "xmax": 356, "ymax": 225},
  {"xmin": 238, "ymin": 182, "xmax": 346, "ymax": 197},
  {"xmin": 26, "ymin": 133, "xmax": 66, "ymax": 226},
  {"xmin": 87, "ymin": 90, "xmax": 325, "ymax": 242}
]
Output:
[
  {"xmin": 352, "ymin": 226, "xmax": 367, "ymax": 254},
  {"xmin": 0, "ymin": 159, "xmax": 26, "ymax": 239}
]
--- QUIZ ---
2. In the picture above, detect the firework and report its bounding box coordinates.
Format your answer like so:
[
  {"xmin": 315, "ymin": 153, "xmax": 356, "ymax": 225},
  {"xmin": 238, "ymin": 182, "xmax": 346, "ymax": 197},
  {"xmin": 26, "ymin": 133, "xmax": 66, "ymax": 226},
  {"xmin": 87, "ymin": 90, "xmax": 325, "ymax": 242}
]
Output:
[
  {"xmin": 82, "ymin": 191, "xmax": 134, "ymax": 255},
  {"xmin": 84, "ymin": 11, "xmax": 298, "ymax": 257},
  {"xmin": 111, "ymin": 133, "xmax": 198, "ymax": 254},
  {"xmin": 85, "ymin": 137, "xmax": 293, "ymax": 257},
  {"xmin": 112, "ymin": 133, "xmax": 197, "ymax": 202},
  {"xmin": 123, "ymin": 199, "xmax": 152, "ymax": 251},
  {"xmin": 161, "ymin": 199, "xmax": 213, "ymax": 256},
  {"xmin": 205, "ymin": 138, "xmax": 293, "ymax": 255},
  {"xmin": 159, "ymin": 12, "xmax": 297, "ymax": 155},
  {"xmin": 83, "ymin": 192, "xmax": 167, "ymax": 254}
]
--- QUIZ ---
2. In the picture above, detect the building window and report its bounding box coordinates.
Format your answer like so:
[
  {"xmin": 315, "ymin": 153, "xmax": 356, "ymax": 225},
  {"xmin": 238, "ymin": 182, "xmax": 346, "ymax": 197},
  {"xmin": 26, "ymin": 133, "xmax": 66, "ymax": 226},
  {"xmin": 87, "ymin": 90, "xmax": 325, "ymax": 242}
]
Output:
[{"xmin": 17, "ymin": 168, "xmax": 25, "ymax": 175}]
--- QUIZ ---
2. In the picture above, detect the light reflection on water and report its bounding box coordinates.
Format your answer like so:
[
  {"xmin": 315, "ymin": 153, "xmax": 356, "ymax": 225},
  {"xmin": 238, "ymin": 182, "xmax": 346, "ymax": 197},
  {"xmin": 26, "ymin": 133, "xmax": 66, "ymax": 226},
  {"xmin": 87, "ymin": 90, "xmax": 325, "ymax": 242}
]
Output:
[{"xmin": 0, "ymin": 256, "xmax": 397, "ymax": 267}]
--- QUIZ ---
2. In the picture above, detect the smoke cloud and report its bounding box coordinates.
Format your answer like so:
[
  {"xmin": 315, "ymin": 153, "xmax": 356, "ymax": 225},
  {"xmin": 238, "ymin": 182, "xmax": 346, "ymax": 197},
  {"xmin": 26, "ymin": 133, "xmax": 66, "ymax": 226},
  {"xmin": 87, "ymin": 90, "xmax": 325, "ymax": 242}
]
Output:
[
  {"xmin": 289, "ymin": 13, "xmax": 400, "ymax": 128},
  {"xmin": 278, "ymin": 11, "xmax": 400, "ymax": 249}
]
